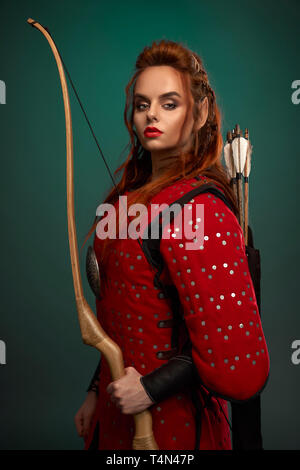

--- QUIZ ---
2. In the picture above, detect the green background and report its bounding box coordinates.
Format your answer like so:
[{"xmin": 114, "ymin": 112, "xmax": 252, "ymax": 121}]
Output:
[{"xmin": 1, "ymin": 0, "xmax": 299, "ymax": 450}]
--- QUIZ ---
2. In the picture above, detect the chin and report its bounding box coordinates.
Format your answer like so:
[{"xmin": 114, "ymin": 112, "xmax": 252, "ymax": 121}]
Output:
[{"xmin": 143, "ymin": 140, "xmax": 166, "ymax": 149}]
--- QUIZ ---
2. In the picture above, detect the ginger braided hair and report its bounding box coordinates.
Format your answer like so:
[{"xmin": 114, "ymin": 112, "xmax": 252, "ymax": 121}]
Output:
[
  {"xmin": 82, "ymin": 40, "xmax": 238, "ymax": 259},
  {"xmin": 189, "ymin": 52, "xmax": 219, "ymax": 161}
]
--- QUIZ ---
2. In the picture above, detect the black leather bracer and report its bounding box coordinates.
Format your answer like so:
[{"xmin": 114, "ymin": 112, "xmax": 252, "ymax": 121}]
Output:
[{"xmin": 140, "ymin": 353, "xmax": 199, "ymax": 403}]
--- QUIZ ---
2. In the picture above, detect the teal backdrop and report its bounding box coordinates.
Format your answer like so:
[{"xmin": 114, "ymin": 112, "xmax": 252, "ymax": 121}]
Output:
[{"xmin": 1, "ymin": 0, "xmax": 299, "ymax": 450}]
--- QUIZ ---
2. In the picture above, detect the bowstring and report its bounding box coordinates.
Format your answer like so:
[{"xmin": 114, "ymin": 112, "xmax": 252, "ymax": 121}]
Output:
[{"xmin": 45, "ymin": 26, "xmax": 146, "ymax": 257}]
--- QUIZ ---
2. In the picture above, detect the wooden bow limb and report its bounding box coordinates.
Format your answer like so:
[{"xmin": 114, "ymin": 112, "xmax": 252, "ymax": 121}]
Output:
[{"xmin": 27, "ymin": 18, "xmax": 158, "ymax": 451}]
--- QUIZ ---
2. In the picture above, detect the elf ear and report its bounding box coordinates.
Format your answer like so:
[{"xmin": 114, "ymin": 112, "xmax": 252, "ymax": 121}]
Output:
[{"xmin": 194, "ymin": 96, "xmax": 208, "ymax": 132}]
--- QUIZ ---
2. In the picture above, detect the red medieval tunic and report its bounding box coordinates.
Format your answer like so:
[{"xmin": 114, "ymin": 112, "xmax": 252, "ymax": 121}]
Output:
[{"xmin": 84, "ymin": 175, "xmax": 270, "ymax": 450}]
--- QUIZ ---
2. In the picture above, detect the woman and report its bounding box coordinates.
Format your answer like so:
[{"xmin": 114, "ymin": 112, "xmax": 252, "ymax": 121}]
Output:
[{"xmin": 74, "ymin": 40, "xmax": 270, "ymax": 450}]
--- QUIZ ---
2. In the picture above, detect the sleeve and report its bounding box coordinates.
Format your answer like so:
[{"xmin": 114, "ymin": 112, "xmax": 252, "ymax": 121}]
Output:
[{"xmin": 159, "ymin": 191, "xmax": 270, "ymax": 402}]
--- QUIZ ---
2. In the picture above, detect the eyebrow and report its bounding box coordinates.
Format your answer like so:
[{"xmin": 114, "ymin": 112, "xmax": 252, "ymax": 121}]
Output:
[{"xmin": 133, "ymin": 91, "xmax": 182, "ymax": 100}]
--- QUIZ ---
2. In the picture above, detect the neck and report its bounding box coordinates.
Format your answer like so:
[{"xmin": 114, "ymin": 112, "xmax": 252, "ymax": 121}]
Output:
[{"xmin": 150, "ymin": 151, "xmax": 180, "ymax": 183}]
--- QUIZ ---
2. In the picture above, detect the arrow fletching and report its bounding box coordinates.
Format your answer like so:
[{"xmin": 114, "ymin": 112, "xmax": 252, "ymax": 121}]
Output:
[{"xmin": 232, "ymin": 136, "xmax": 248, "ymax": 173}]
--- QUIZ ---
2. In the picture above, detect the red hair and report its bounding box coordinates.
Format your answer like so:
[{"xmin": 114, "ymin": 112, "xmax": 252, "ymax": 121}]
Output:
[{"xmin": 82, "ymin": 39, "xmax": 238, "ymax": 267}]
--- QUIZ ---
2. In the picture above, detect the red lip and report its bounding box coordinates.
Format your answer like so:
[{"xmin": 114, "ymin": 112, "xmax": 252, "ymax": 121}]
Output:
[{"xmin": 144, "ymin": 126, "xmax": 163, "ymax": 136}]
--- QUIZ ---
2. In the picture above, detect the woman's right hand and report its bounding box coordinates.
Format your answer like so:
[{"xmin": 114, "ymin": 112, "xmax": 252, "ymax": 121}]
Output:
[{"xmin": 74, "ymin": 391, "xmax": 98, "ymax": 438}]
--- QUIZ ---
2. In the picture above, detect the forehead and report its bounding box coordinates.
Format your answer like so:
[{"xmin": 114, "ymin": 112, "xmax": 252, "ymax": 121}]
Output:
[{"xmin": 134, "ymin": 66, "xmax": 186, "ymax": 96}]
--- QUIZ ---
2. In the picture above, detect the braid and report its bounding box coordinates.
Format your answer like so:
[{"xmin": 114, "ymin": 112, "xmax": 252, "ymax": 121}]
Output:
[{"xmin": 188, "ymin": 53, "xmax": 218, "ymax": 157}]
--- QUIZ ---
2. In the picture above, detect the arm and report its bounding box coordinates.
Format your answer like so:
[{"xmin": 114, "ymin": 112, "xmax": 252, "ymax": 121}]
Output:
[
  {"xmin": 158, "ymin": 192, "xmax": 270, "ymax": 402},
  {"xmin": 86, "ymin": 357, "xmax": 101, "ymax": 395},
  {"xmin": 75, "ymin": 357, "xmax": 100, "ymax": 439},
  {"xmin": 87, "ymin": 346, "xmax": 199, "ymax": 404}
]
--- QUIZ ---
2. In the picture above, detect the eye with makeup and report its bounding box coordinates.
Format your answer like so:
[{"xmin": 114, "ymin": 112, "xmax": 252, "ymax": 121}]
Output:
[{"xmin": 134, "ymin": 102, "xmax": 178, "ymax": 111}]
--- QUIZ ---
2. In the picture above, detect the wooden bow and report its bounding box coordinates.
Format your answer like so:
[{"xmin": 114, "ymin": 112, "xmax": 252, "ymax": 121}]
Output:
[{"xmin": 27, "ymin": 17, "xmax": 158, "ymax": 450}]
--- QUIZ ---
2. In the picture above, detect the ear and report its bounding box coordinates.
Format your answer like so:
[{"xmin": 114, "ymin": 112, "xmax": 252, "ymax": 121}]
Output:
[{"xmin": 194, "ymin": 96, "xmax": 208, "ymax": 132}]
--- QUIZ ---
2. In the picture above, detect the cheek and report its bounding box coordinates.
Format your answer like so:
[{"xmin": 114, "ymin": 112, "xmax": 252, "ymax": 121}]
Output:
[
  {"xmin": 132, "ymin": 114, "xmax": 137, "ymax": 129},
  {"xmin": 167, "ymin": 114, "xmax": 187, "ymax": 136},
  {"xmin": 168, "ymin": 109, "xmax": 188, "ymax": 129},
  {"xmin": 133, "ymin": 114, "xmax": 142, "ymax": 134},
  {"xmin": 172, "ymin": 110, "xmax": 194, "ymax": 136}
]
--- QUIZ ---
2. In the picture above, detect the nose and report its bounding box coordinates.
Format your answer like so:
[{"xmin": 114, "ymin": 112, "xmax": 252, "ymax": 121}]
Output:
[{"xmin": 146, "ymin": 103, "xmax": 159, "ymax": 122}]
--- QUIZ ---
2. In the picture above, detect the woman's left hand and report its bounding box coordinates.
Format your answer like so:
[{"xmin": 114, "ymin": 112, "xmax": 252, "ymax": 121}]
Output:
[{"xmin": 106, "ymin": 366, "xmax": 154, "ymax": 414}]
